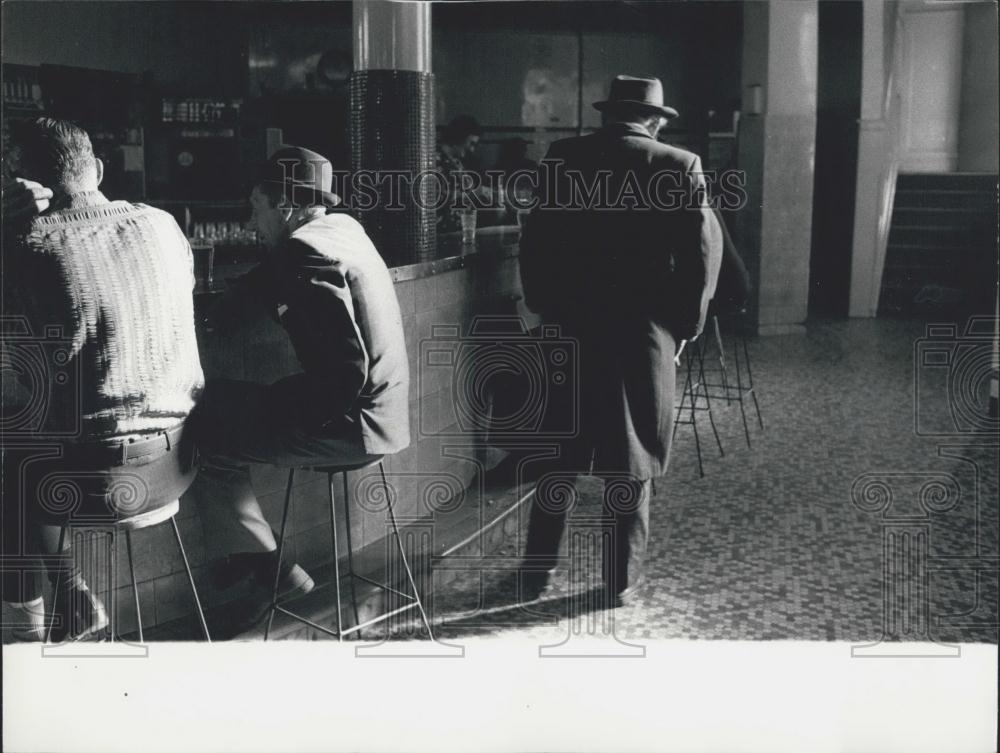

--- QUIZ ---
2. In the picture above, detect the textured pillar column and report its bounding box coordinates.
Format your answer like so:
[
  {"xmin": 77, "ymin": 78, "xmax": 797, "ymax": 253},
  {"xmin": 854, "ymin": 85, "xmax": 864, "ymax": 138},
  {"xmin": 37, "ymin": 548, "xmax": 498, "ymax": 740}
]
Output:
[
  {"xmin": 735, "ymin": 0, "xmax": 818, "ymax": 335},
  {"xmin": 351, "ymin": 0, "xmax": 435, "ymax": 266}
]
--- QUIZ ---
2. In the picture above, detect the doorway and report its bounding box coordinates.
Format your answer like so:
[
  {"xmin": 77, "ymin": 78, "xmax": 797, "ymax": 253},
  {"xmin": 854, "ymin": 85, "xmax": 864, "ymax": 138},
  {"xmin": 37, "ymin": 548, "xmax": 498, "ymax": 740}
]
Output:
[{"xmin": 808, "ymin": 0, "xmax": 863, "ymax": 320}]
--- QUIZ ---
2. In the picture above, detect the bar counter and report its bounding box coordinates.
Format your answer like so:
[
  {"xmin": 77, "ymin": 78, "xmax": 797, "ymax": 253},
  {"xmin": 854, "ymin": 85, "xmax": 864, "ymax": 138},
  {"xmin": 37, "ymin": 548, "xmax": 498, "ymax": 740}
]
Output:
[{"xmin": 192, "ymin": 223, "xmax": 523, "ymax": 296}]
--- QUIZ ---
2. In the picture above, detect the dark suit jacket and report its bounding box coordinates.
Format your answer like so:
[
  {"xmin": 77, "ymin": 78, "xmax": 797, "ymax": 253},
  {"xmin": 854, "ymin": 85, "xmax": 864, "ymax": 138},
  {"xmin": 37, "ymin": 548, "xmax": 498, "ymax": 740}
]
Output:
[
  {"xmin": 216, "ymin": 214, "xmax": 410, "ymax": 456},
  {"xmin": 519, "ymin": 122, "xmax": 722, "ymax": 478}
]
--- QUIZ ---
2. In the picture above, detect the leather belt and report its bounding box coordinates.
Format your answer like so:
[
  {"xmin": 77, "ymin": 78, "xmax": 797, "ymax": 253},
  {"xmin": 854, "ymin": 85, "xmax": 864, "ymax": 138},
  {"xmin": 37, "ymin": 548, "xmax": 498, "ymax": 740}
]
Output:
[{"xmin": 63, "ymin": 423, "xmax": 187, "ymax": 467}]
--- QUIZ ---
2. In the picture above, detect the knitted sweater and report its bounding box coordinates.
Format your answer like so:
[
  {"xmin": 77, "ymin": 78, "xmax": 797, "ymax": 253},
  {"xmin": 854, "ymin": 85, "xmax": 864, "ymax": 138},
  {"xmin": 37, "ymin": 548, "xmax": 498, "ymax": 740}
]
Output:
[{"xmin": 3, "ymin": 191, "xmax": 204, "ymax": 442}]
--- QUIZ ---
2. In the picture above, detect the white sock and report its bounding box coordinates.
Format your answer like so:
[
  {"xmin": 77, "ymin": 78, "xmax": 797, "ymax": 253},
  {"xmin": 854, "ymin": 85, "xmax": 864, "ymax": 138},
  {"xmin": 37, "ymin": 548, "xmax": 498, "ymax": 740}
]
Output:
[
  {"xmin": 5, "ymin": 596, "xmax": 45, "ymax": 611},
  {"xmin": 6, "ymin": 597, "xmax": 47, "ymax": 639}
]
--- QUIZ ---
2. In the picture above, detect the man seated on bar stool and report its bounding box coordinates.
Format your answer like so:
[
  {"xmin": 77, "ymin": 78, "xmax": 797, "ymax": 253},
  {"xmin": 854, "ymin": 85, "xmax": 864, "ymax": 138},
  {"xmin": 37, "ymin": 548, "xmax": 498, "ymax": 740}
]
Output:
[
  {"xmin": 185, "ymin": 146, "xmax": 409, "ymax": 627},
  {"xmin": 1, "ymin": 119, "xmax": 205, "ymax": 641}
]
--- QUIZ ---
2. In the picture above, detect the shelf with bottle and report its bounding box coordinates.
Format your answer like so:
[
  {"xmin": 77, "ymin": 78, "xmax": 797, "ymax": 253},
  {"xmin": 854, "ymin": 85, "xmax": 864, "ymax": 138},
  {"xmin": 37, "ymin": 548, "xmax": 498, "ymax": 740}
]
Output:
[
  {"xmin": 161, "ymin": 97, "xmax": 242, "ymax": 125},
  {"xmin": 2, "ymin": 64, "xmax": 44, "ymax": 113}
]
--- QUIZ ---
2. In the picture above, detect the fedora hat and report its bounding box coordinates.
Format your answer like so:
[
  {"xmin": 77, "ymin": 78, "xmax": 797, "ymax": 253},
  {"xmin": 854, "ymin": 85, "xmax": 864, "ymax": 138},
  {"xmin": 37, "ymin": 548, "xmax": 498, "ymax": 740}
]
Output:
[
  {"xmin": 593, "ymin": 75, "xmax": 679, "ymax": 119},
  {"xmin": 254, "ymin": 145, "xmax": 341, "ymax": 208}
]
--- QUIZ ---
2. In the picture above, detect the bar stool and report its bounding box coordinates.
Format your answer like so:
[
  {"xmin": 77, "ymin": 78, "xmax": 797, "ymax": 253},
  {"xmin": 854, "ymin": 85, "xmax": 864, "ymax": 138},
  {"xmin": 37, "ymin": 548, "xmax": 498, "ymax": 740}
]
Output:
[
  {"xmin": 672, "ymin": 331, "xmax": 725, "ymax": 478},
  {"xmin": 45, "ymin": 499, "xmax": 211, "ymax": 643},
  {"xmin": 700, "ymin": 313, "xmax": 765, "ymax": 448},
  {"xmin": 264, "ymin": 458, "xmax": 434, "ymax": 641}
]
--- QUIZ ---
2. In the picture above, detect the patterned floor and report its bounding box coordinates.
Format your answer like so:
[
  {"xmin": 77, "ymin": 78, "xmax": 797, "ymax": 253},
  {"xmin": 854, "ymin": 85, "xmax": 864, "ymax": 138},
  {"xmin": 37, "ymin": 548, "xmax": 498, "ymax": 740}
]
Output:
[
  {"xmin": 14, "ymin": 318, "xmax": 993, "ymax": 647},
  {"xmin": 406, "ymin": 318, "xmax": 999, "ymax": 646}
]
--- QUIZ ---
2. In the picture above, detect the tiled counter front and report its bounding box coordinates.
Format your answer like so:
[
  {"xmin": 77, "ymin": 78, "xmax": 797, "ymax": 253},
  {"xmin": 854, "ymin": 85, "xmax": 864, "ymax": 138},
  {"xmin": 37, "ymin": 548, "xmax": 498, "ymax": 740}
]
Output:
[{"xmin": 114, "ymin": 241, "xmax": 529, "ymax": 634}]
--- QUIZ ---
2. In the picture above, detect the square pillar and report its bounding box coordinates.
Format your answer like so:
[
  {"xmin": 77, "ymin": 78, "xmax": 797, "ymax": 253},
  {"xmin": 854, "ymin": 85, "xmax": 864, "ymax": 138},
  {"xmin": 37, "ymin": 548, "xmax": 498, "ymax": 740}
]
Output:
[{"xmin": 736, "ymin": 0, "xmax": 818, "ymax": 335}]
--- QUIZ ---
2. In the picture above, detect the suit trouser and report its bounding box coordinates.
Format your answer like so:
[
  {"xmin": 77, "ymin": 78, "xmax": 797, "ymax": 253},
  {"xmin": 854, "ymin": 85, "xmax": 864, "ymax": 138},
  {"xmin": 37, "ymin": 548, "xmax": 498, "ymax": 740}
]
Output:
[
  {"xmin": 520, "ymin": 320, "xmax": 658, "ymax": 595},
  {"xmin": 183, "ymin": 379, "xmax": 379, "ymax": 559},
  {"xmin": 1, "ymin": 436, "xmax": 196, "ymax": 604},
  {"xmin": 524, "ymin": 466, "xmax": 651, "ymax": 594}
]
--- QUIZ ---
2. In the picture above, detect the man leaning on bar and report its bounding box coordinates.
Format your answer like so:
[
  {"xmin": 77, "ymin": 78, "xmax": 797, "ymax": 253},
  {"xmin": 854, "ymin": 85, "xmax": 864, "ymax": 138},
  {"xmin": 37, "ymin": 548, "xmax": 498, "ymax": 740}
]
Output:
[
  {"xmin": 184, "ymin": 146, "xmax": 410, "ymax": 632},
  {"xmin": 1, "ymin": 128, "xmax": 411, "ymax": 640}
]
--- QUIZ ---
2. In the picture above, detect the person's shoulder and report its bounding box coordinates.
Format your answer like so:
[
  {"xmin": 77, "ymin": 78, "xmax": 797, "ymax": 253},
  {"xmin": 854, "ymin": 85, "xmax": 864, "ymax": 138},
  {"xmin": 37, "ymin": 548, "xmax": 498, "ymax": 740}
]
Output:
[
  {"xmin": 125, "ymin": 202, "xmax": 189, "ymax": 240},
  {"xmin": 540, "ymin": 134, "xmax": 603, "ymax": 168},
  {"xmin": 291, "ymin": 212, "xmax": 367, "ymax": 245},
  {"xmin": 289, "ymin": 213, "xmax": 374, "ymax": 261},
  {"xmin": 294, "ymin": 213, "xmax": 394, "ymax": 280},
  {"xmin": 7, "ymin": 220, "xmax": 42, "ymax": 255},
  {"xmin": 546, "ymin": 134, "xmax": 595, "ymax": 156},
  {"xmin": 128, "ymin": 202, "xmax": 180, "ymax": 225},
  {"xmin": 647, "ymin": 142, "xmax": 700, "ymax": 170}
]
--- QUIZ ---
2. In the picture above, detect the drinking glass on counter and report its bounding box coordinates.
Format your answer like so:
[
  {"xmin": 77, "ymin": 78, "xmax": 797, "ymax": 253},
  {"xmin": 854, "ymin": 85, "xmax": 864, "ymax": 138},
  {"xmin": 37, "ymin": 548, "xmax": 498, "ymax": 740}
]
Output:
[
  {"xmin": 460, "ymin": 208, "xmax": 477, "ymax": 243},
  {"xmin": 516, "ymin": 208, "xmax": 530, "ymax": 231},
  {"xmin": 192, "ymin": 244, "xmax": 215, "ymax": 291},
  {"xmin": 510, "ymin": 187, "xmax": 533, "ymax": 231}
]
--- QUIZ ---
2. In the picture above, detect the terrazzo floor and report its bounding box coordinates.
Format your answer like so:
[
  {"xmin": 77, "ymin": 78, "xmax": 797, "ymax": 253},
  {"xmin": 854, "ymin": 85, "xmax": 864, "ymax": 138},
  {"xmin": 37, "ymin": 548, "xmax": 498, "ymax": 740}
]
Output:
[
  {"xmin": 16, "ymin": 317, "xmax": 994, "ymax": 648},
  {"xmin": 400, "ymin": 317, "xmax": 999, "ymax": 647}
]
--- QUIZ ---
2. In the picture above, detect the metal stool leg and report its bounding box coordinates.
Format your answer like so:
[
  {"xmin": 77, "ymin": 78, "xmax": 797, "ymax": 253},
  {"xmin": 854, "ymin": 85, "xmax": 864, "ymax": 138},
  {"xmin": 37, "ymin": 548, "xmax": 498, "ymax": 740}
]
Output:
[
  {"xmin": 378, "ymin": 463, "xmax": 434, "ymax": 639},
  {"xmin": 102, "ymin": 529, "xmax": 115, "ymax": 642},
  {"xmin": 44, "ymin": 526, "xmax": 68, "ymax": 643},
  {"xmin": 672, "ymin": 345, "xmax": 693, "ymax": 444},
  {"xmin": 670, "ymin": 392, "xmax": 683, "ymax": 444},
  {"xmin": 265, "ymin": 469, "xmax": 295, "ymax": 640},
  {"xmin": 741, "ymin": 335, "xmax": 764, "ymax": 430},
  {"xmin": 171, "ymin": 517, "xmax": 210, "ymax": 642},
  {"xmin": 327, "ymin": 472, "xmax": 344, "ymax": 641},
  {"xmin": 696, "ymin": 337, "xmax": 724, "ymax": 457},
  {"xmin": 342, "ymin": 472, "xmax": 361, "ymax": 634},
  {"xmin": 684, "ymin": 349, "xmax": 705, "ymax": 478},
  {"xmin": 712, "ymin": 315, "xmax": 732, "ymax": 404},
  {"xmin": 125, "ymin": 530, "xmax": 143, "ymax": 642},
  {"xmin": 732, "ymin": 334, "xmax": 753, "ymax": 449}
]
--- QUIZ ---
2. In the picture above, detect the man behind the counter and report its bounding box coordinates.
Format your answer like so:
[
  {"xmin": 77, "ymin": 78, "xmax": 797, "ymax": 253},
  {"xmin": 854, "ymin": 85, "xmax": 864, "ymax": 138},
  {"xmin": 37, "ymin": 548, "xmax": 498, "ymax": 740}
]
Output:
[
  {"xmin": 436, "ymin": 114, "xmax": 482, "ymax": 234},
  {"xmin": 186, "ymin": 146, "xmax": 410, "ymax": 624}
]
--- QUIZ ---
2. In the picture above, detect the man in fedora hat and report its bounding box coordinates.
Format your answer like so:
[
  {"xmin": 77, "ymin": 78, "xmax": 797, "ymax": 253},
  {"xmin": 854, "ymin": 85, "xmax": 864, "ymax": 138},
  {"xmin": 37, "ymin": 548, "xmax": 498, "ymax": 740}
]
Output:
[
  {"xmin": 516, "ymin": 75, "xmax": 722, "ymax": 605},
  {"xmin": 185, "ymin": 146, "xmax": 410, "ymax": 628}
]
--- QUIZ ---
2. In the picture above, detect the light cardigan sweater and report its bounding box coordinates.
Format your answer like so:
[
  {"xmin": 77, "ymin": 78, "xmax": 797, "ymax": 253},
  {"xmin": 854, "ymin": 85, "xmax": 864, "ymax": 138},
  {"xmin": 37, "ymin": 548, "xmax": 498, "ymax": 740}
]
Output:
[{"xmin": 4, "ymin": 191, "xmax": 204, "ymax": 442}]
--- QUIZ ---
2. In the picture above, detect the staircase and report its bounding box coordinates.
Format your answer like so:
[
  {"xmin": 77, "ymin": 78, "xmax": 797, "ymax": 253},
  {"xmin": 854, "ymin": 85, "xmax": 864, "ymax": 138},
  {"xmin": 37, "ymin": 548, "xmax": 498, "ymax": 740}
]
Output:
[{"xmin": 878, "ymin": 173, "xmax": 998, "ymax": 318}]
